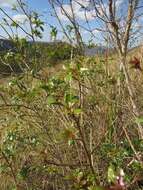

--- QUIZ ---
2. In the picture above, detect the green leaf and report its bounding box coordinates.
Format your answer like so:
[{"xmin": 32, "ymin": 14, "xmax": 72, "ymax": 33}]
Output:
[
  {"xmin": 40, "ymin": 84, "xmax": 49, "ymax": 91},
  {"xmin": 88, "ymin": 186, "xmax": 104, "ymax": 190},
  {"xmin": 11, "ymin": 22, "xmax": 18, "ymax": 28},
  {"xmin": 68, "ymin": 139, "xmax": 75, "ymax": 146},
  {"xmin": 66, "ymin": 25, "xmax": 74, "ymax": 34},
  {"xmin": 73, "ymin": 108, "xmax": 82, "ymax": 115},
  {"xmin": 12, "ymin": 5, "xmax": 17, "ymax": 11},
  {"xmin": 135, "ymin": 117, "xmax": 143, "ymax": 124},
  {"xmin": 0, "ymin": 164, "xmax": 8, "ymax": 174},
  {"xmin": 107, "ymin": 165, "xmax": 116, "ymax": 183},
  {"xmin": 50, "ymin": 26, "xmax": 57, "ymax": 39},
  {"xmin": 65, "ymin": 72, "xmax": 72, "ymax": 82},
  {"xmin": 40, "ymin": 26, "xmax": 44, "ymax": 31},
  {"xmin": 64, "ymin": 93, "xmax": 79, "ymax": 104},
  {"xmin": 47, "ymin": 96, "xmax": 56, "ymax": 105},
  {"xmin": 19, "ymin": 166, "xmax": 29, "ymax": 179}
]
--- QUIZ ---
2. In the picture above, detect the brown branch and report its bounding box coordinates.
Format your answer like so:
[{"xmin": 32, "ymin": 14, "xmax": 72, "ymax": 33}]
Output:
[
  {"xmin": 44, "ymin": 160, "xmax": 90, "ymax": 167},
  {"xmin": 1, "ymin": 152, "xmax": 19, "ymax": 190}
]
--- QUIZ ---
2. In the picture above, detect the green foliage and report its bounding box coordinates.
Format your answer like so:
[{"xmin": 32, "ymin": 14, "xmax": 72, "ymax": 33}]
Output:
[
  {"xmin": 45, "ymin": 42, "xmax": 77, "ymax": 64},
  {"xmin": 135, "ymin": 117, "xmax": 143, "ymax": 124},
  {"xmin": 0, "ymin": 52, "xmax": 142, "ymax": 189},
  {"xmin": 50, "ymin": 26, "xmax": 58, "ymax": 40},
  {"xmin": 70, "ymin": 169, "xmax": 97, "ymax": 190},
  {"xmin": 0, "ymin": 4, "xmax": 142, "ymax": 189},
  {"xmin": 107, "ymin": 165, "xmax": 116, "ymax": 183}
]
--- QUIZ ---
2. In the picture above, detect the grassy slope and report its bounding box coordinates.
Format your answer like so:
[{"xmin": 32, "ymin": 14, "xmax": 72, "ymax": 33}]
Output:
[{"xmin": 0, "ymin": 48, "xmax": 143, "ymax": 189}]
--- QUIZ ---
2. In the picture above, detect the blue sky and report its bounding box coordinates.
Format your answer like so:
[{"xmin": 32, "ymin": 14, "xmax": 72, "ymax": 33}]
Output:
[
  {"xmin": 27, "ymin": 0, "xmax": 48, "ymax": 10},
  {"xmin": 0, "ymin": 0, "xmax": 143, "ymax": 45},
  {"xmin": 0, "ymin": 0, "xmax": 58, "ymax": 41}
]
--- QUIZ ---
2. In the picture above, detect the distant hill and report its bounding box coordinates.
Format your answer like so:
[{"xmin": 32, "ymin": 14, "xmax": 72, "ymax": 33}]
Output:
[
  {"xmin": 0, "ymin": 38, "xmax": 107, "ymax": 55},
  {"xmin": 84, "ymin": 46, "xmax": 106, "ymax": 56},
  {"xmin": 1, "ymin": 38, "xmax": 142, "ymax": 56},
  {"xmin": 0, "ymin": 39, "xmax": 14, "ymax": 51}
]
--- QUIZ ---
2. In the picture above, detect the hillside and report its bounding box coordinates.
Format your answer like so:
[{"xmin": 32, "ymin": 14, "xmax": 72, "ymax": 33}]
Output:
[{"xmin": 0, "ymin": 0, "xmax": 143, "ymax": 188}]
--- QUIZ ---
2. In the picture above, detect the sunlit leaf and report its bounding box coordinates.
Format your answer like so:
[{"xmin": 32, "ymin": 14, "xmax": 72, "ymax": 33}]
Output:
[
  {"xmin": 107, "ymin": 165, "xmax": 116, "ymax": 183},
  {"xmin": 135, "ymin": 117, "xmax": 143, "ymax": 124},
  {"xmin": 68, "ymin": 139, "xmax": 75, "ymax": 146},
  {"xmin": 73, "ymin": 108, "xmax": 82, "ymax": 115},
  {"xmin": 47, "ymin": 96, "xmax": 56, "ymax": 105}
]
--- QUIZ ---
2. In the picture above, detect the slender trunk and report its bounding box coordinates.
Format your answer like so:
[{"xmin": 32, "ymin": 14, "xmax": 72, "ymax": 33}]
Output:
[
  {"xmin": 2, "ymin": 152, "xmax": 20, "ymax": 190},
  {"xmin": 89, "ymin": 127, "xmax": 94, "ymax": 167},
  {"xmin": 120, "ymin": 56, "xmax": 143, "ymax": 139}
]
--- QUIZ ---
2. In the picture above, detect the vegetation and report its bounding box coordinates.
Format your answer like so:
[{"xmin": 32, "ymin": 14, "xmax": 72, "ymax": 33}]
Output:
[{"xmin": 0, "ymin": 0, "xmax": 143, "ymax": 190}]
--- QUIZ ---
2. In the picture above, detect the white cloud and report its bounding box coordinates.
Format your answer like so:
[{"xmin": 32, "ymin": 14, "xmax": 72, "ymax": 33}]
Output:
[
  {"xmin": 96, "ymin": 3, "xmax": 108, "ymax": 17},
  {"xmin": 12, "ymin": 14, "xmax": 28, "ymax": 24},
  {"xmin": 0, "ymin": 0, "xmax": 17, "ymax": 7},
  {"xmin": 115, "ymin": 0, "xmax": 124, "ymax": 8},
  {"xmin": 56, "ymin": 0, "xmax": 96, "ymax": 21},
  {"xmin": 92, "ymin": 29, "xmax": 101, "ymax": 35},
  {"xmin": 132, "ymin": 19, "xmax": 142, "ymax": 31}
]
